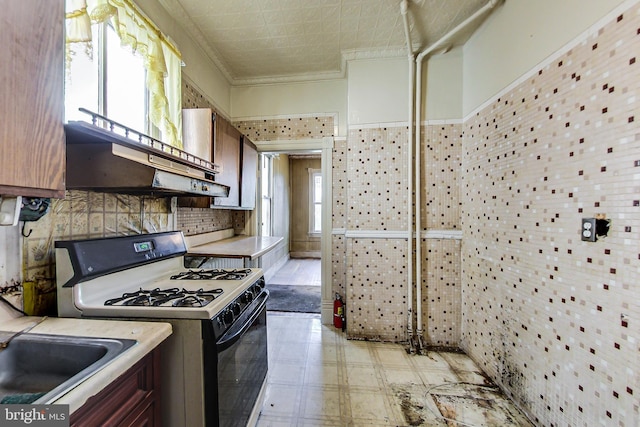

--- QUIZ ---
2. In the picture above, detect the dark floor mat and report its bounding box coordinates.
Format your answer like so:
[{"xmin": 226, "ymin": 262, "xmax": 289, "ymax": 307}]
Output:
[{"xmin": 266, "ymin": 284, "xmax": 320, "ymax": 313}]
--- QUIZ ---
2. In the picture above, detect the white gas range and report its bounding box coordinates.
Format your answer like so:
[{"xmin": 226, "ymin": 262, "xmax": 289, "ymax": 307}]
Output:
[{"xmin": 55, "ymin": 231, "xmax": 269, "ymax": 427}]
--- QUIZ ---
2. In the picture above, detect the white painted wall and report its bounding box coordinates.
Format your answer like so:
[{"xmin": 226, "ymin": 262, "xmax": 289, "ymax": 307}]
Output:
[
  {"xmin": 231, "ymin": 80, "xmax": 348, "ymax": 136},
  {"xmin": 463, "ymin": 0, "xmax": 629, "ymax": 116},
  {"xmin": 347, "ymin": 58, "xmax": 409, "ymax": 126},
  {"xmin": 424, "ymin": 46, "xmax": 463, "ymax": 120}
]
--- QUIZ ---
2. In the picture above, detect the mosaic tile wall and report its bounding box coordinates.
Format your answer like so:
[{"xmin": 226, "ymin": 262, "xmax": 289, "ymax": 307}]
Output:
[
  {"xmin": 460, "ymin": 5, "xmax": 640, "ymax": 427},
  {"xmin": 421, "ymin": 123, "xmax": 463, "ymax": 230},
  {"xmin": 332, "ymin": 138, "xmax": 347, "ymax": 229},
  {"xmin": 420, "ymin": 238, "xmax": 462, "ymax": 347},
  {"xmin": 338, "ymin": 123, "xmax": 464, "ymax": 344},
  {"xmin": 346, "ymin": 238, "xmax": 408, "ymax": 341},
  {"xmin": 346, "ymin": 127, "xmax": 409, "ymax": 231},
  {"xmin": 175, "ymin": 208, "xmax": 234, "ymax": 235},
  {"xmin": 332, "ymin": 138, "xmax": 348, "ymax": 300},
  {"xmin": 332, "ymin": 235, "xmax": 347, "ymax": 299},
  {"xmin": 21, "ymin": 191, "xmax": 173, "ymax": 312},
  {"xmin": 179, "ymin": 79, "xmax": 236, "ymax": 235},
  {"xmin": 342, "ymin": 126, "xmax": 409, "ymax": 340},
  {"xmin": 419, "ymin": 123, "xmax": 463, "ymax": 346},
  {"xmin": 234, "ymin": 115, "xmax": 335, "ymax": 141}
]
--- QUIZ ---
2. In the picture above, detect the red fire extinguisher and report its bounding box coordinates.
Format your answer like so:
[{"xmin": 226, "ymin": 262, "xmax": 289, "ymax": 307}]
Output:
[{"xmin": 333, "ymin": 293, "xmax": 344, "ymax": 329}]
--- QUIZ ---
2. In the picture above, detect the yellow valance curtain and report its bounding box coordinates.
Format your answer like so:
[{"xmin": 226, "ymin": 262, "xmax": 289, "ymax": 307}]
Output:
[{"xmin": 65, "ymin": 0, "xmax": 182, "ymax": 149}]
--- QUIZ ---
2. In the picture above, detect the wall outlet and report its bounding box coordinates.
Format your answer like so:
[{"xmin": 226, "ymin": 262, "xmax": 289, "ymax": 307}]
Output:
[{"xmin": 581, "ymin": 218, "xmax": 597, "ymax": 242}]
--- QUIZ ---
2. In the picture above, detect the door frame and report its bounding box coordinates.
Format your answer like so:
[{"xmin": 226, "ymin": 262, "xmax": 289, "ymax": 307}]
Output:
[{"xmin": 253, "ymin": 137, "xmax": 334, "ymax": 324}]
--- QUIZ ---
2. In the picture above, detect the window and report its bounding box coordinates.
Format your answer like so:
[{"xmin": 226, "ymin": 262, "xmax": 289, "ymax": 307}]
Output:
[
  {"xmin": 66, "ymin": 23, "xmax": 147, "ymax": 134},
  {"xmin": 260, "ymin": 154, "xmax": 273, "ymax": 237},
  {"xmin": 309, "ymin": 169, "xmax": 322, "ymax": 234},
  {"xmin": 65, "ymin": 0, "xmax": 182, "ymax": 147}
]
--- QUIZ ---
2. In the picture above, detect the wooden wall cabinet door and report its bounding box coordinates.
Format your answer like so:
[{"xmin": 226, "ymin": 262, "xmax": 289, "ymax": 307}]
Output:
[
  {"xmin": 0, "ymin": 0, "xmax": 65, "ymax": 198},
  {"xmin": 240, "ymin": 137, "xmax": 258, "ymax": 210},
  {"xmin": 213, "ymin": 116, "xmax": 241, "ymax": 207},
  {"xmin": 177, "ymin": 109, "xmax": 215, "ymax": 208}
]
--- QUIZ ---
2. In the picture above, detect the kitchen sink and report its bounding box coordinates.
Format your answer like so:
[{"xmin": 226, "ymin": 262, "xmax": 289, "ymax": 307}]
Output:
[{"xmin": 0, "ymin": 333, "xmax": 136, "ymax": 404}]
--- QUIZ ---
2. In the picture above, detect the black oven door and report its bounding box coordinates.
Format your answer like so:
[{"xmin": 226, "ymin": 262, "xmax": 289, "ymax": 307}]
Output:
[{"xmin": 206, "ymin": 291, "xmax": 268, "ymax": 427}]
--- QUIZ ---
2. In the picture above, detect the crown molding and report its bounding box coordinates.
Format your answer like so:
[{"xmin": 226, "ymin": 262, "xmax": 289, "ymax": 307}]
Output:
[{"xmin": 157, "ymin": 0, "xmax": 234, "ymax": 82}]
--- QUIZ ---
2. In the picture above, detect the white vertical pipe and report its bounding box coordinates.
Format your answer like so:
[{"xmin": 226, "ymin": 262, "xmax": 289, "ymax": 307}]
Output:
[
  {"xmin": 400, "ymin": 0, "xmax": 415, "ymax": 347},
  {"xmin": 413, "ymin": 0, "xmax": 503, "ymax": 349},
  {"xmin": 415, "ymin": 57, "xmax": 423, "ymax": 341}
]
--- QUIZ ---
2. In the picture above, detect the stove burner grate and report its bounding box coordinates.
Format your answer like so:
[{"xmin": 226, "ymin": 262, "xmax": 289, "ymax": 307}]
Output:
[
  {"xmin": 104, "ymin": 287, "xmax": 223, "ymax": 308},
  {"xmin": 170, "ymin": 268, "xmax": 252, "ymax": 281}
]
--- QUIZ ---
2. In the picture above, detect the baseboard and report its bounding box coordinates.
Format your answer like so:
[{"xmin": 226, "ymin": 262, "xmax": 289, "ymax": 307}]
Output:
[
  {"xmin": 263, "ymin": 253, "xmax": 289, "ymax": 282},
  {"xmin": 290, "ymin": 251, "xmax": 321, "ymax": 259}
]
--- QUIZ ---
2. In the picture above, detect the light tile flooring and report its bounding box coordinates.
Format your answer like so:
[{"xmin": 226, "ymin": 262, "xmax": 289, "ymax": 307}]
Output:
[
  {"xmin": 269, "ymin": 259, "xmax": 321, "ymax": 287},
  {"xmin": 257, "ymin": 312, "xmax": 534, "ymax": 427}
]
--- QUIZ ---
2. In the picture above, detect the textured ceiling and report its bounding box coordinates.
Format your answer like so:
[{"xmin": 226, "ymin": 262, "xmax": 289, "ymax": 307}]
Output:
[{"xmin": 159, "ymin": 0, "xmax": 491, "ymax": 85}]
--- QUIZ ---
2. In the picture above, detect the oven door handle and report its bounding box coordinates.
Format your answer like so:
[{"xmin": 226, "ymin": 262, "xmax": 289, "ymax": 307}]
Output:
[{"xmin": 216, "ymin": 292, "xmax": 268, "ymax": 352}]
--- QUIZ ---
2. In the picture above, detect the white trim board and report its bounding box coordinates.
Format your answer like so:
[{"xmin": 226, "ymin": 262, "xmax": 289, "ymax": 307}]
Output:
[{"xmin": 332, "ymin": 229, "xmax": 463, "ymax": 240}]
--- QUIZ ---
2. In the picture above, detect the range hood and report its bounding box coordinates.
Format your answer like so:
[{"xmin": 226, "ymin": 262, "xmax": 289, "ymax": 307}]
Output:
[{"xmin": 64, "ymin": 111, "xmax": 229, "ymax": 198}]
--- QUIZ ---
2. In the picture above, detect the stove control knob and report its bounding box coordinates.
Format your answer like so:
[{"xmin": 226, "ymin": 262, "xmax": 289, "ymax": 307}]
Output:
[
  {"xmin": 222, "ymin": 309, "xmax": 234, "ymax": 325},
  {"xmin": 231, "ymin": 302, "xmax": 242, "ymax": 316},
  {"xmin": 242, "ymin": 291, "xmax": 253, "ymax": 304}
]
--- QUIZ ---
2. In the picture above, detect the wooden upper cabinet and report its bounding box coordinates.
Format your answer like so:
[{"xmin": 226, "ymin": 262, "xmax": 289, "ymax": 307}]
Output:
[
  {"xmin": 240, "ymin": 136, "xmax": 258, "ymax": 210},
  {"xmin": 0, "ymin": 0, "xmax": 65, "ymax": 198},
  {"xmin": 177, "ymin": 109, "xmax": 258, "ymax": 210},
  {"xmin": 181, "ymin": 109, "xmax": 213, "ymax": 162},
  {"xmin": 213, "ymin": 115, "xmax": 241, "ymax": 207}
]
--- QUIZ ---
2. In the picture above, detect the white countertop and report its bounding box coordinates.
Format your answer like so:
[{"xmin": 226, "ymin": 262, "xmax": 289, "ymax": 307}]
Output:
[
  {"xmin": 187, "ymin": 235, "xmax": 284, "ymax": 260},
  {"xmin": 1, "ymin": 316, "xmax": 172, "ymax": 413}
]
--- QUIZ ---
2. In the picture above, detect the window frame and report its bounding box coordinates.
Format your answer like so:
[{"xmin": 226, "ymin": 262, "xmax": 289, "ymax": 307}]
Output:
[{"xmin": 66, "ymin": 21, "xmax": 157, "ymax": 137}]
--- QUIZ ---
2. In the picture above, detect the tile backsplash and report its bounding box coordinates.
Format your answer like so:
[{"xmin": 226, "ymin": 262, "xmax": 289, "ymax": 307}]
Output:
[
  {"xmin": 23, "ymin": 191, "xmax": 174, "ymax": 282},
  {"xmin": 235, "ymin": 115, "xmax": 335, "ymax": 141}
]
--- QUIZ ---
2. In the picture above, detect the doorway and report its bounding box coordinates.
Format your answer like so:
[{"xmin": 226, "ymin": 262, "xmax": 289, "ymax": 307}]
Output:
[
  {"xmin": 266, "ymin": 258, "xmax": 321, "ymax": 313},
  {"xmin": 252, "ymin": 137, "xmax": 333, "ymax": 319}
]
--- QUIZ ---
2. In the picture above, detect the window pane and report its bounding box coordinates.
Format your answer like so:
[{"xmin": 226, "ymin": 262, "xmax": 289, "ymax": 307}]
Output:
[
  {"xmin": 313, "ymin": 174, "xmax": 322, "ymax": 203},
  {"xmin": 314, "ymin": 204, "xmax": 322, "ymax": 232},
  {"xmin": 105, "ymin": 25, "xmax": 146, "ymax": 133},
  {"xmin": 65, "ymin": 30, "xmax": 100, "ymax": 122},
  {"xmin": 261, "ymin": 156, "xmax": 270, "ymax": 196},
  {"xmin": 262, "ymin": 199, "xmax": 271, "ymax": 237}
]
